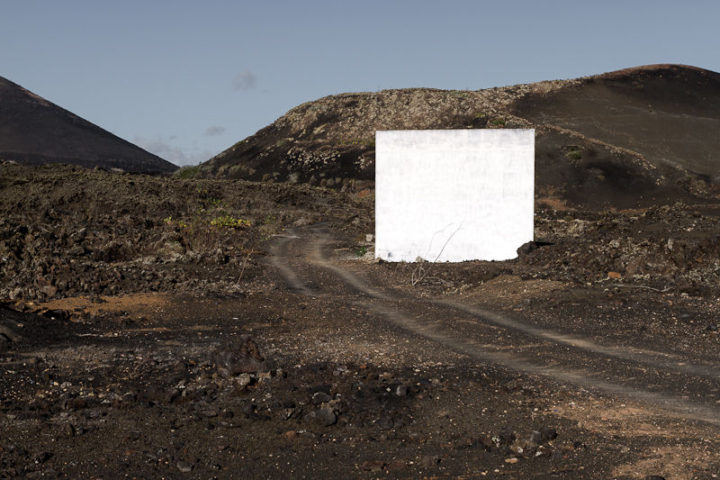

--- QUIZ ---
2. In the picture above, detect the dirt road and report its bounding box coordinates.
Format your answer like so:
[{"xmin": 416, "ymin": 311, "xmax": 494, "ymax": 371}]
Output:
[
  {"xmin": 273, "ymin": 225, "xmax": 720, "ymax": 424},
  {"xmin": 268, "ymin": 224, "xmax": 720, "ymax": 478}
]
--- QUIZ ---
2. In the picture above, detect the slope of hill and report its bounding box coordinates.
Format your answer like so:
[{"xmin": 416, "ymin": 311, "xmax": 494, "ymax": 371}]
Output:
[
  {"xmin": 199, "ymin": 64, "xmax": 720, "ymax": 208},
  {"xmin": 0, "ymin": 76, "xmax": 177, "ymax": 174}
]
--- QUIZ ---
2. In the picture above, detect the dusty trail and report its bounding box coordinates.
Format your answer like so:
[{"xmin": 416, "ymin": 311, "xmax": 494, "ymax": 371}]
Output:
[{"xmin": 269, "ymin": 225, "xmax": 720, "ymax": 428}]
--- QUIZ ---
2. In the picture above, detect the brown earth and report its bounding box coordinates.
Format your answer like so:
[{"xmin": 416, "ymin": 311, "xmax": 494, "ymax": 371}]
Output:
[
  {"xmin": 0, "ymin": 76, "xmax": 177, "ymax": 174},
  {"xmin": 198, "ymin": 64, "xmax": 720, "ymax": 210},
  {"xmin": 2, "ymin": 163, "xmax": 720, "ymax": 478}
]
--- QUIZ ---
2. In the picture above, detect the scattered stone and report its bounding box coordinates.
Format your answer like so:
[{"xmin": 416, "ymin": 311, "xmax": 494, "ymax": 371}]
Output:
[
  {"xmin": 497, "ymin": 427, "xmax": 516, "ymax": 446},
  {"xmin": 196, "ymin": 402, "xmax": 219, "ymax": 418},
  {"xmin": 539, "ymin": 426, "xmax": 558, "ymax": 442},
  {"xmin": 213, "ymin": 336, "xmax": 267, "ymax": 377},
  {"xmin": 62, "ymin": 424, "xmax": 75, "ymax": 438},
  {"xmin": 361, "ymin": 460, "xmax": 386, "ymax": 472},
  {"xmin": 311, "ymin": 391, "xmax": 332, "ymax": 405},
  {"xmin": 305, "ymin": 408, "xmax": 337, "ymax": 427},
  {"xmin": 236, "ymin": 373, "xmax": 252, "ymax": 389},
  {"xmin": 33, "ymin": 451, "xmax": 53, "ymax": 464},
  {"xmin": 177, "ymin": 461, "xmax": 193, "ymax": 473}
]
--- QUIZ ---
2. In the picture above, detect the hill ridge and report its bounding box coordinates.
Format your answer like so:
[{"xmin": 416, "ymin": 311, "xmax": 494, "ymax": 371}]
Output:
[{"xmin": 198, "ymin": 64, "xmax": 720, "ymax": 208}]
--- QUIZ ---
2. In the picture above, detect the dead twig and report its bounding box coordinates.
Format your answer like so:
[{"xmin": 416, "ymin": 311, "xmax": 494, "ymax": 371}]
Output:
[
  {"xmin": 411, "ymin": 224, "xmax": 462, "ymax": 286},
  {"xmin": 607, "ymin": 283, "xmax": 672, "ymax": 293},
  {"xmin": 238, "ymin": 248, "xmax": 254, "ymax": 283}
]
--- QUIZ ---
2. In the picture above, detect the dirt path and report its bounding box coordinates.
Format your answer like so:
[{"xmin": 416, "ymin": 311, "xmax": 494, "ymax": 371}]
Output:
[{"xmin": 269, "ymin": 224, "xmax": 720, "ymax": 477}]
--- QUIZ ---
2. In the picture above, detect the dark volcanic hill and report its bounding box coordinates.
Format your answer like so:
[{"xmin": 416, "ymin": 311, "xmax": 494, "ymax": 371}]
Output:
[
  {"xmin": 199, "ymin": 64, "xmax": 720, "ymax": 208},
  {"xmin": 0, "ymin": 76, "xmax": 177, "ymax": 174}
]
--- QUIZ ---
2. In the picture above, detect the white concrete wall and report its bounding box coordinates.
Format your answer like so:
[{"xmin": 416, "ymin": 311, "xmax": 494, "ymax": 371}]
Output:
[{"xmin": 375, "ymin": 129, "xmax": 534, "ymax": 262}]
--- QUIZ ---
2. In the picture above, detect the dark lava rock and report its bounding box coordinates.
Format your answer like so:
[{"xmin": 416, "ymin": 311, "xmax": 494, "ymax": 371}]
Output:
[
  {"xmin": 62, "ymin": 424, "xmax": 75, "ymax": 438},
  {"xmin": 33, "ymin": 451, "xmax": 53, "ymax": 464},
  {"xmin": 361, "ymin": 460, "xmax": 386, "ymax": 472},
  {"xmin": 539, "ymin": 426, "xmax": 558, "ymax": 442},
  {"xmin": 305, "ymin": 407, "xmax": 337, "ymax": 427},
  {"xmin": 497, "ymin": 427, "xmax": 516, "ymax": 446},
  {"xmin": 214, "ymin": 336, "xmax": 267, "ymax": 377},
  {"xmin": 311, "ymin": 391, "xmax": 332, "ymax": 405},
  {"xmin": 310, "ymin": 384, "xmax": 333, "ymax": 395},
  {"xmin": 420, "ymin": 455, "xmax": 440, "ymax": 468}
]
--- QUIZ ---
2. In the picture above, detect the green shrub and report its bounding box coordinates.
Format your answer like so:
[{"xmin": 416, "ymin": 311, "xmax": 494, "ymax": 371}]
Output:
[
  {"xmin": 210, "ymin": 215, "xmax": 251, "ymax": 228},
  {"xmin": 176, "ymin": 165, "xmax": 201, "ymax": 179},
  {"xmin": 566, "ymin": 149, "xmax": 583, "ymax": 161}
]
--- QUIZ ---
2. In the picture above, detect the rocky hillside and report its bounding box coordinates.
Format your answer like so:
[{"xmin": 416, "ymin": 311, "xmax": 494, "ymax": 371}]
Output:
[
  {"xmin": 199, "ymin": 64, "xmax": 720, "ymax": 208},
  {"xmin": 0, "ymin": 76, "xmax": 177, "ymax": 174}
]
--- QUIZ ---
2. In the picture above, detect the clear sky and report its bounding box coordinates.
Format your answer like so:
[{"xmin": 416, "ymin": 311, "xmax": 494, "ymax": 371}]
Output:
[{"xmin": 2, "ymin": 0, "xmax": 719, "ymax": 166}]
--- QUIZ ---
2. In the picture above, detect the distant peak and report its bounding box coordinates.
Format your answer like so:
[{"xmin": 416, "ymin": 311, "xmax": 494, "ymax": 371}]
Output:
[{"xmin": 591, "ymin": 64, "xmax": 719, "ymax": 80}]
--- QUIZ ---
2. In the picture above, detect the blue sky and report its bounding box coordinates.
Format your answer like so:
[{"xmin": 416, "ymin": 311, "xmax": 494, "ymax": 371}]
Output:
[{"xmin": 2, "ymin": 1, "xmax": 719, "ymax": 166}]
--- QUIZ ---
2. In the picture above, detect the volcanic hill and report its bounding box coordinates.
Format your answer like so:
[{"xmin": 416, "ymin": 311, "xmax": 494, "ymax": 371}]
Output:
[
  {"xmin": 0, "ymin": 76, "xmax": 177, "ymax": 174},
  {"xmin": 200, "ymin": 64, "xmax": 720, "ymax": 208}
]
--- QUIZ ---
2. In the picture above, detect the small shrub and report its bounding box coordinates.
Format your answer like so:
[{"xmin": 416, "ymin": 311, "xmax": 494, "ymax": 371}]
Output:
[
  {"xmin": 163, "ymin": 216, "xmax": 189, "ymax": 228},
  {"xmin": 566, "ymin": 149, "xmax": 583, "ymax": 161},
  {"xmin": 176, "ymin": 165, "xmax": 201, "ymax": 179},
  {"xmin": 210, "ymin": 215, "xmax": 251, "ymax": 228}
]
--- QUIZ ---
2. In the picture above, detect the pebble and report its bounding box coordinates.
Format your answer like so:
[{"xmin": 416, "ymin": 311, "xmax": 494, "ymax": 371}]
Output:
[
  {"xmin": 236, "ymin": 373, "xmax": 252, "ymax": 389},
  {"xmin": 177, "ymin": 461, "xmax": 193, "ymax": 472}
]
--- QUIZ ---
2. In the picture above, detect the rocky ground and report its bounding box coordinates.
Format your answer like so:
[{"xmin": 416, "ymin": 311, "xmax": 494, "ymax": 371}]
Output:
[{"xmin": 2, "ymin": 162, "xmax": 720, "ymax": 479}]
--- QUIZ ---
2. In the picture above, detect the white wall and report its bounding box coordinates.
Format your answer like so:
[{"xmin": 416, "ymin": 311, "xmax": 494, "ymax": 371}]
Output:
[{"xmin": 375, "ymin": 129, "xmax": 534, "ymax": 262}]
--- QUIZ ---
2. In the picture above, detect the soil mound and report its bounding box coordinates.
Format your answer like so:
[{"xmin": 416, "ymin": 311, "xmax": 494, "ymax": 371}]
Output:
[
  {"xmin": 0, "ymin": 76, "xmax": 177, "ymax": 174},
  {"xmin": 199, "ymin": 64, "xmax": 720, "ymax": 209}
]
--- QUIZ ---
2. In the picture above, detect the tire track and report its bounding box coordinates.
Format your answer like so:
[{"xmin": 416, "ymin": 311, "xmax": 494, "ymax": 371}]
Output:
[{"xmin": 268, "ymin": 227, "xmax": 720, "ymax": 427}]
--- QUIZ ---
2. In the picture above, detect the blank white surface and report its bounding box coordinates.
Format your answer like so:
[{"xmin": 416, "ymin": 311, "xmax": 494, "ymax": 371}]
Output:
[{"xmin": 375, "ymin": 129, "xmax": 534, "ymax": 262}]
